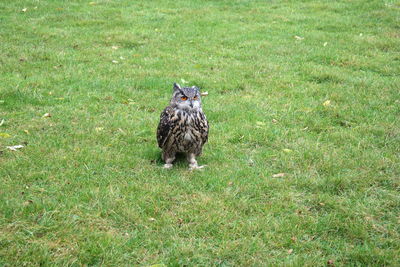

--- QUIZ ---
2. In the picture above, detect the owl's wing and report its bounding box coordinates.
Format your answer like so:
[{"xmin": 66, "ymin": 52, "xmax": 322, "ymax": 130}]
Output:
[
  {"xmin": 157, "ymin": 106, "xmax": 174, "ymax": 148},
  {"xmin": 200, "ymin": 112, "xmax": 209, "ymax": 144}
]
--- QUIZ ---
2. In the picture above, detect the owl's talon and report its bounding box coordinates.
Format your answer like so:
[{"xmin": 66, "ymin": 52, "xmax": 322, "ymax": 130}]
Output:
[
  {"xmin": 189, "ymin": 164, "xmax": 206, "ymax": 170},
  {"xmin": 163, "ymin": 163, "xmax": 173, "ymax": 169}
]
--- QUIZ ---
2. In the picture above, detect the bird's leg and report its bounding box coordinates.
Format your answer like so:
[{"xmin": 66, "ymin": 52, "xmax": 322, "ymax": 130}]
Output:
[
  {"xmin": 163, "ymin": 152, "xmax": 175, "ymax": 169},
  {"xmin": 187, "ymin": 153, "xmax": 205, "ymax": 170}
]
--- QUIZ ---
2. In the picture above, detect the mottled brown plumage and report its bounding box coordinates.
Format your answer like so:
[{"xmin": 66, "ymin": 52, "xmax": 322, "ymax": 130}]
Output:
[{"xmin": 157, "ymin": 83, "xmax": 209, "ymax": 169}]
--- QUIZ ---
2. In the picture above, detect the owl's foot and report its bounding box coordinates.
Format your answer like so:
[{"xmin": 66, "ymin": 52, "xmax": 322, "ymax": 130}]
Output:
[
  {"xmin": 187, "ymin": 153, "xmax": 205, "ymax": 170},
  {"xmin": 163, "ymin": 163, "xmax": 173, "ymax": 169},
  {"xmin": 163, "ymin": 154, "xmax": 175, "ymax": 169},
  {"xmin": 189, "ymin": 164, "xmax": 206, "ymax": 170}
]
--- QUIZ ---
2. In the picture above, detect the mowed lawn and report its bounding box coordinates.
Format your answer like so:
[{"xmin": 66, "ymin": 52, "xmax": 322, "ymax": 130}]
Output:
[{"xmin": 1, "ymin": 0, "xmax": 399, "ymax": 265}]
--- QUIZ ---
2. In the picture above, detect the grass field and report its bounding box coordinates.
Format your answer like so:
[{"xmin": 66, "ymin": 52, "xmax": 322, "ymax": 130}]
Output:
[{"xmin": 1, "ymin": 0, "xmax": 399, "ymax": 265}]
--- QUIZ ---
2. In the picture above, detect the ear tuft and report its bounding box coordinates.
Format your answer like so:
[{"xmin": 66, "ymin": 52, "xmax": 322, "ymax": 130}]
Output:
[{"xmin": 173, "ymin": 83, "xmax": 182, "ymax": 91}]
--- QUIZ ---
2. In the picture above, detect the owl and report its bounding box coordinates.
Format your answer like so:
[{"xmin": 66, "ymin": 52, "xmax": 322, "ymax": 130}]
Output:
[{"xmin": 157, "ymin": 83, "xmax": 209, "ymax": 169}]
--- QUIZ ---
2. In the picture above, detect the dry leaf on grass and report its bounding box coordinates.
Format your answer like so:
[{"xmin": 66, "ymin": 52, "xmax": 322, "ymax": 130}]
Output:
[
  {"xmin": 200, "ymin": 91, "xmax": 209, "ymax": 96},
  {"xmin": 294, "ymin": 35, "xmax": 304, "ymax": 40},
  {"xmin": 42, "ymin": 113, "xmax": 51, "ymax": 118},
  {"xmin": 6, "ymin": 145, "xmax": 24, "ymax": 151},
  {"xmin": 0, "ymin": 133, "xmax": 11, "ymax": 138},
  {"xmin": 23, "ymin": 200, "xmax": 33, "ymax": 206},
  {"xmin": 323, "ymin": 100, "xmax": 331, "ymax": 107},
  {"xmin": 288, "ymin": 249, "xmax": 293, "ymax": 254},
  {"xmin": 272, "ymin": 173, "xmax": 286, "ymax": 178}
]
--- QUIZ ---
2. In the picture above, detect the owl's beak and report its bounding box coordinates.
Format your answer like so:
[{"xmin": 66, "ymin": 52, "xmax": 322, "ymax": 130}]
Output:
[{"xmin": 189, "ymin": 101, "xmax": 193, "ymax": 108}]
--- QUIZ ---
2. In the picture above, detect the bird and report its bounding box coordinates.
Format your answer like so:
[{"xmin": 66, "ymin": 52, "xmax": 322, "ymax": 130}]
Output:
[{"xmin": 157, "ymin": 83, "xmax": 209, "ymax": 169}]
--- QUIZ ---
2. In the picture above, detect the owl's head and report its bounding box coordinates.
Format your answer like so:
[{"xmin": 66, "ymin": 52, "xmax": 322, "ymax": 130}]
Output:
[{"xmin": 170, "ymin": 83, "xmax": 202, "ymax": 112}]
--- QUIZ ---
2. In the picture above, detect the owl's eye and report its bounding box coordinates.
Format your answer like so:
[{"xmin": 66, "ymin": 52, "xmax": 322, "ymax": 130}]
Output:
[
  {"xmin": 193, "ymin": 96, "xmax": 199, "ymax": 100},
  {"xmin": 181, "ymin": 96, "xmax": 188, "ymax": 101}
]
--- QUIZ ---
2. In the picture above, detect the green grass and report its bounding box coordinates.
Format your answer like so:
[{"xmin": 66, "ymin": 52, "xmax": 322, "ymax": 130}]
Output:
[{"xmin": 1, "ymin": 0, "xmax": 399, "ymax": 265}]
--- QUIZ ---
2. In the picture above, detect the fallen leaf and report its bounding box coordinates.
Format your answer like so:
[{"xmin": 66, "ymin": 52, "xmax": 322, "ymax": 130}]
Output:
[
  {"xmin": 0, "ymin": 132, "xmax": 11, "ymax": 138},
  {"xmin": 248, "ymin": 159, "xmax": 255, "ymax": 166},
  {"xmin": 6, "ymin": 145, "xmax": 24, "ymax": 151},
  {"xmin": 21, "ymin": 8, "xmax": 27, "ymax": 12},
  {"xmin": 272, "ymin": 118, "xmax": 278, "ymax": 123},
  {"xmin": 149, "ymin": 217, "xmax": 156, "ymax": 222},
  {"xmin": 42, "ymin": 113, "xmax": 51, "ymax": 118},
  {"xmin": 294, "ymin": 35, "xmax": 304, "ymax": 40},
  {"xmin": 323, "ymin": 100, "xmax": 331, "ymax": 107},
  {"xmin": 272, "ymin": 173, "xmax": 286, "ymax": 178},
  {"xmin": 319, "ymin": 202, "xmax": 325, "ymax": 206},
  {"xmin": 112, "ymin": 60, "xmax": 119, "ymax": 64},
  {"xmin": 288, "ymin": 249, "xmax": 293, "ymax": 254},
  {"xmin": 23, "ymin": 200, "xmax": 33, "ymax": 206},
  {"xmin": 200, "ymin": 91, "xmax": 209, "ymax": 96}
]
